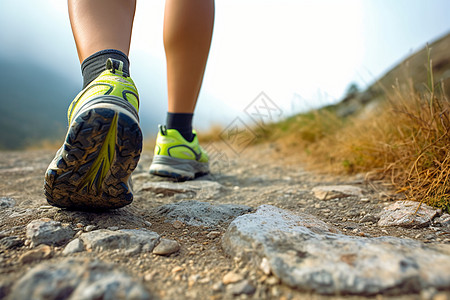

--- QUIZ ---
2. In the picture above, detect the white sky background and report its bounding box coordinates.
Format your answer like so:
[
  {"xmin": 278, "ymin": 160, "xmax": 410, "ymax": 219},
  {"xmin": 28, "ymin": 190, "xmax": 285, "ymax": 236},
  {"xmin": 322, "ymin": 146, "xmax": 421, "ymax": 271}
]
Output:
[{"xmin": 0, "ymin": 0, "xmax": 449, "ymax": 131}]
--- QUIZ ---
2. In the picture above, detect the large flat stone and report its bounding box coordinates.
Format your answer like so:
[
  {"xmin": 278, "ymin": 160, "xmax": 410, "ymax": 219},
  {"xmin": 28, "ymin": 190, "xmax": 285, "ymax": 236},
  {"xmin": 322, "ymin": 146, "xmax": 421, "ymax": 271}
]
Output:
[
  {"xmin": 312, "ymin": 185, "xmax": 363, "ymax": 200},
  {"xmin": 154, "ymin": 200, "xmax": 253, "ymax": 227},
  {"xmin": 139, "ymin": 180, "xmax": 225, "ymax": 198},
  {"xmin": 222, "ymin": 205, "xmax": 450, "ymax": 295},
  {"xmin": 80, "ymin": 228, "xmax": 160, "ymax": 253},
  {"xmin": 378, "ymin": 201, "xmax": 439, "ymax": 228}
]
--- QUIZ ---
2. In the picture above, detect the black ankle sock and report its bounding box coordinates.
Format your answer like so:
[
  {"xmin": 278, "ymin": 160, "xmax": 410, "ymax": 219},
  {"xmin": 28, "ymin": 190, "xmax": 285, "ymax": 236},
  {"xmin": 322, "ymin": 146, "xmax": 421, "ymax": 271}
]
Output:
[
  {"xmin": 81, "ymin": 49, "xmax": 130, "ymax": 89},
  {"xmin": 166, "ymin": 113, "xmax": 194, "ymax": 142}
]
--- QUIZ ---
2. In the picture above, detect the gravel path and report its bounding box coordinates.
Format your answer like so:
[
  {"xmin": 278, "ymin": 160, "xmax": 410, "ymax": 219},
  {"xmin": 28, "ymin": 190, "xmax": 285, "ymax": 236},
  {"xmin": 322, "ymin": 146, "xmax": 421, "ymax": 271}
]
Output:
[{"xmin": 0, "ymin": 143, "xmax": 449, "ymax": 300}]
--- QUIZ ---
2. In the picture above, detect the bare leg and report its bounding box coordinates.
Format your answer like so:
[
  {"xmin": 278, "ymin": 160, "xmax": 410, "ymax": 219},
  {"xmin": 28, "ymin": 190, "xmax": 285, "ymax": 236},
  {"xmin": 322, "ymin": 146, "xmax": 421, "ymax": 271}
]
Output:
[
  {"xmin": 45, "ymin": 1, "xmax": 141, "ymax": 210},
  {"xmin": 68, "ymin": 0, "xmax": 136, "ymax": 63},
  {"xmin": 164, "ymin": 0, "xmax": 215, "ymax": 113}
]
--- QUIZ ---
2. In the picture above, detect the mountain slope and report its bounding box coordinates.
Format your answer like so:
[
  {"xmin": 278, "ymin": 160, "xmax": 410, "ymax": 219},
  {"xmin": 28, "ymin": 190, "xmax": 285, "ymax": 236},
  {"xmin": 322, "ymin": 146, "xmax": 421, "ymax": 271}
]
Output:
[
  {"xmin": 335, "ymin": 31, "xmax": 450, "ymax": 117},
  {"xmin": 0, "ymin": 58, "xmax": 79, "ymax": 150}
]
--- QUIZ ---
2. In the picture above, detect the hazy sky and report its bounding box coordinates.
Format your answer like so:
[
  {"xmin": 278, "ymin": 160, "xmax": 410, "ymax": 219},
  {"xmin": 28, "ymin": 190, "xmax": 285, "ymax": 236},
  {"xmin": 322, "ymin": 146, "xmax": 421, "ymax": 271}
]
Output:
[{"xmin": 0, "ymin": 0, "xmax": 449, "ymax": 130}]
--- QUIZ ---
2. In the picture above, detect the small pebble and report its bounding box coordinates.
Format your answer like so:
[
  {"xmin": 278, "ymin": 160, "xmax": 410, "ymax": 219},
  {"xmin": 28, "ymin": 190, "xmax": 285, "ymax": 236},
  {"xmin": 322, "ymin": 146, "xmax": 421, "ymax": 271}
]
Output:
[
  {"xmin": 84, "ymin": 225, "xmax": 96, "ymax": 232},
  {"xmin": 212, "ymin": 281, "xmax": 224, "ymax": 292},
  {"xmin": 223, "ymin": 271, "xmax": 243, "ymax": 284},
  {"xmin": 424, "ymin": 234, "xmax": 436, "ymax": 240},
  {"xmin": 171, "ymin": 266, "xmax": 183, "ymax": 273},
  {"xmin": 144, "ymin": 271, "xmax": 157, "ymax": 281},
  {"xmin": 265, "ymin": 276, "xmax": 279, "ymax": 285},
  {"xmin": 259, "ymin": 257, "xmax": 271, "ymax": 275},
  {"xmin": 144, "ymin": 273, "xmax": 153, "ymax": 282},
  {"xmin": 198, "ymin": 277, "xmax": 211, "ymax": 284},
  {"xmin": 172, "ymin": 220, "xmax": 184, "ymax": 229},
  {"xmin": 62, "ymin": 238, "xmax": 84, "ymax": 255},
  {"xmin": 360, "ymin": 214, "xmax": 378, "ymax": 223},
  {"xmin": 153, "ymin": 239, "xmax": 180, "ymax": 255},
  {"xmin": 188, "ymin": 274, "xmax": 199, "ymax": 287},
  {"xmin": 38, "ymin": 205, "xmax": 53, "ymax": 210},
  {"xmin": 206, "ymin": 231, "xmax": 221, "ymax": 239},
  {"xmin": 227, "ymin": 279, "xmax": 256, "ymax": 296},
  {"xmin": 107, "ymin": 226, "xmax": 119, "ymax": 231},
  {"xmin": 0, "ymin": 197, "xmax": 15, "ymax": 208}
]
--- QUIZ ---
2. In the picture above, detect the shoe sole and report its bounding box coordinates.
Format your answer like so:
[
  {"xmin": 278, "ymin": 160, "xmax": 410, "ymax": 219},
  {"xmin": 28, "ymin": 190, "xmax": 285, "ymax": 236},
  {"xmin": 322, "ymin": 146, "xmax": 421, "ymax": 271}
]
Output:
[
  {"xmin": 44, "ymin": 100, "xmax": 142, "ymax": 210},
  {"xmin": 149, "ymin": 155, "xmax": 209, "ymax": 181}
]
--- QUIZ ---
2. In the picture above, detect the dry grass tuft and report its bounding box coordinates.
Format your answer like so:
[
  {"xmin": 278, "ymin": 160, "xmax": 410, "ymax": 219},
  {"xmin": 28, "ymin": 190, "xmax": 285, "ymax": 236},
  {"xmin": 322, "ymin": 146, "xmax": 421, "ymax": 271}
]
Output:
[
  {"xmin": 196, "ymin": 124, "xmax": 225, "ymax": 144},
  {"xmin": 266, "ymin": 48, "xmax": 450, "ymax": 211}
]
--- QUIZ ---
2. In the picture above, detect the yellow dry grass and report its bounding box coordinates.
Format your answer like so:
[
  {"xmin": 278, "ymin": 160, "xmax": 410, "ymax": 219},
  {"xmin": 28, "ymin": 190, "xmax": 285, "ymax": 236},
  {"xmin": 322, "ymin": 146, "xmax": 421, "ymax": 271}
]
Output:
[
  {"xmin": 196, "ymin": 124, "xmax": 225, "ymax": 144},
  {"xmin": 266, "ymin": 48, "xmax": 450, "ymax": 211}
]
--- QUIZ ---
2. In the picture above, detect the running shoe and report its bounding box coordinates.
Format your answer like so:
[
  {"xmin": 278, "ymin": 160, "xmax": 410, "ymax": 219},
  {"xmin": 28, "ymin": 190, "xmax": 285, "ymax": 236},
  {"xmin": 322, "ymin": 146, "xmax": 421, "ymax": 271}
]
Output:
[
  {"xmin": 149, "ymin": 125, "xmax": 209, "ymax": 180},
  {"xmin": 44, "ymin": 58, "xmax": 142, "ymax": 210}
]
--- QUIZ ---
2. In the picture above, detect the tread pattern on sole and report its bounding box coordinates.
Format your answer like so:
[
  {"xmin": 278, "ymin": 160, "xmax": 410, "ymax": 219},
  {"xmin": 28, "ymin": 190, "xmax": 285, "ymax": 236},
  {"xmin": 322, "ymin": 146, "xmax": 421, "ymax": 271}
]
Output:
[{"xmin": 44, "ymin": 107, "xmax": 142, "ymax": 210}]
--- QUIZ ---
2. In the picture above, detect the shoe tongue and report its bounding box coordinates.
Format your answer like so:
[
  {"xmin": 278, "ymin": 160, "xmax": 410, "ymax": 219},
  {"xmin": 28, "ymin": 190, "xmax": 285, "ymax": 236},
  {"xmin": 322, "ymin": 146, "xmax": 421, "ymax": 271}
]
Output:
[{"xmin": 106, "ymin": 58, "xmax": 128, "ymax": 76}]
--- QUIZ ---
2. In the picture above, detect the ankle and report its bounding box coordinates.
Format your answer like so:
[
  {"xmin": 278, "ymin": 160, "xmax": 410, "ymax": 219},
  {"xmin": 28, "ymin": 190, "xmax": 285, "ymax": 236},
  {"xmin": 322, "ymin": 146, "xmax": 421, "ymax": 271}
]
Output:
[
  {"xmin": 166, "ymin": 112, "xmax": 194, "ymax": 142},
  {"xmin": 81, "ymin": 49, "xmax": 130, "ymax": 88}
]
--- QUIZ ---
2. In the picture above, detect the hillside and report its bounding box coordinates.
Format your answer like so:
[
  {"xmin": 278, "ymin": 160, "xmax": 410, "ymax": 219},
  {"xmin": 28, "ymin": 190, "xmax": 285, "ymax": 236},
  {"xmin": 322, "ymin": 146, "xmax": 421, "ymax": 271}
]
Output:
[
  {"xmin": 0, "ymin": 58, "xmax": 79, "ymax": 150},
  {"xmin": 334, "ymin": 31, "xmax": 450, "ymax": 117},
  {"xmin": 255, "ymin": 31, "xmax": 450, "ymax": 212}
]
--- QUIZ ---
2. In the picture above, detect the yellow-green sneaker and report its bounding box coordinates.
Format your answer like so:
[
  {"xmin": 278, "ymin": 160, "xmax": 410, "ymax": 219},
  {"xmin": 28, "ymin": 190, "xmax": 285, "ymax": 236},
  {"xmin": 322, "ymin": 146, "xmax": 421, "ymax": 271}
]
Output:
[
  {"xmin": 149, "ymin": 125, "xmax": 209, "ymax": 180},
  {"xmin": 44, "ymin": 58, "xmax": 142, "ymax": 210}
]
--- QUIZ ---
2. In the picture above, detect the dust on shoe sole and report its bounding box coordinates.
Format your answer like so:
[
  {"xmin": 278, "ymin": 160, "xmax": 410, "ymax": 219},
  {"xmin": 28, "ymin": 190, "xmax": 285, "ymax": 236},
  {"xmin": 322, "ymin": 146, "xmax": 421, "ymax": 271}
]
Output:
[{"xmin": 44, "ymin": 107, "xmax": 142, "ymax": 210}]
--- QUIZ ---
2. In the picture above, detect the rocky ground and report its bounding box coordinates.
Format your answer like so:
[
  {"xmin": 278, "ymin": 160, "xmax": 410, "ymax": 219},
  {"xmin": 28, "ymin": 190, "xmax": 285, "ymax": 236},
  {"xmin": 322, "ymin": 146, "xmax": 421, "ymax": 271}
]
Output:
[{"xmin": 1, "ymin": 142, "xmax": 450, "ymax": 300}]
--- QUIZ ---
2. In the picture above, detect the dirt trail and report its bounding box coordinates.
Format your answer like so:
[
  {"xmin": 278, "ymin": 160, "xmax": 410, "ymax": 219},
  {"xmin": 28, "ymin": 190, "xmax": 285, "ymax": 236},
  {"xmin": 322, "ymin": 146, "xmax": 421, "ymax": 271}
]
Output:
[{"xmin": 0, "ymin": 143, "xmax": 449, "ymax": 300}]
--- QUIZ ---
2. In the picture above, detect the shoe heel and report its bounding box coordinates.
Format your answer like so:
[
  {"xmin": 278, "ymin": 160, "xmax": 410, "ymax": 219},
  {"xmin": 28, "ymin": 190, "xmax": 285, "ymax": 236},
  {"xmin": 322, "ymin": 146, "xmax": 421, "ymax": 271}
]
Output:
[{"xmin": 44, "ymin": 107, "xmax": 142, "ymax": 210}]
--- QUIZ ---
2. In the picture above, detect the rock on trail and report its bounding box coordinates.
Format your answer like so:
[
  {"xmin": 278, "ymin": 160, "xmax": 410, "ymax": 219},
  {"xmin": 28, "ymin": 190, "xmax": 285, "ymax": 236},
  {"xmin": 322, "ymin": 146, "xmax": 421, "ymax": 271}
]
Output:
[
  {"xmin": 80, "ymin": 228, "xmax": 160, "ymax": 253},
  {"xmin": 312, "ymin": 185, "xmax": 363, "ymax": 200},
  {"xmin": 152, "ymin": 238, "xmax": 181, "ymax": 256},
  {"xmin": 9, "ymin": 258, "xmax": 151, "ymax": 300},
  {"xmin": 378, "ymin": 200, "xmax": 440, "ymax": 228},
  {"xmin": 222, "ymin": 205, "xmax": 450, "ymax": 295},
  {"xmin": 154, "ymin": 200, "xmax": 253, "ymax": 227},
  {"xmin": 63, "ymin": 228, "xmax": 180, "ymax": 256},
  {"xmin": 0, "ymin": 197, "xmax": 15, "ymax": 208},
  {"xmin": 62, "ymin": 238, "xmax": 84, "ymax": 255},
  {"xmin": 26, "ymin": 218, "xmax": 75, "ymax": 247},
  {"xmin": 138, "ymin": 180, "xmax": 225, "ymax": 198}
]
